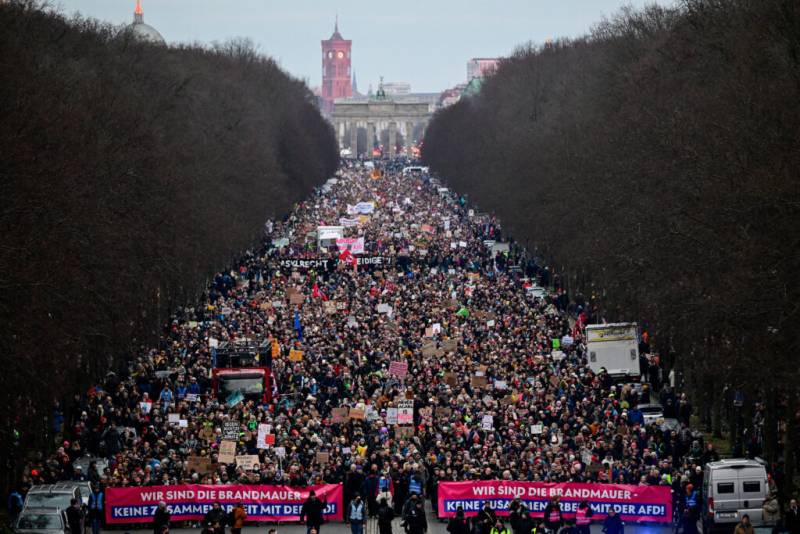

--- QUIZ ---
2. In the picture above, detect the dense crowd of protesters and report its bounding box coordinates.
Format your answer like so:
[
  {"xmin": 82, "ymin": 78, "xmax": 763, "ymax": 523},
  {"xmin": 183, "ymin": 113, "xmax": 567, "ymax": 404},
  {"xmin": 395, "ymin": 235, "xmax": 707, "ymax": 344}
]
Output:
[{"xmin": 13, "ymin": 164, "xmax": 724, "ymax": 531}]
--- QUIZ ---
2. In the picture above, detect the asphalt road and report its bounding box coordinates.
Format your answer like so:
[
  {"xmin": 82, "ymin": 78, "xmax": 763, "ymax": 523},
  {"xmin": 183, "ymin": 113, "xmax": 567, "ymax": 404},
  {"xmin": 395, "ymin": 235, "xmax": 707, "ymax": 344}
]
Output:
[{"xmin": 120, "ymin": 504, "xmax": 678, "ymax": 534}]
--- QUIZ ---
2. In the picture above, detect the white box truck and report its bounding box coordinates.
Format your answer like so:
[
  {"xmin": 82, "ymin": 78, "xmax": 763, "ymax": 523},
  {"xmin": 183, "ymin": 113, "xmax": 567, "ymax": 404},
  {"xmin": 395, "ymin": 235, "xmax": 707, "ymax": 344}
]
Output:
[{"xmin": 585, "ymin": 322, "xmax": 640, "ymax": 379}]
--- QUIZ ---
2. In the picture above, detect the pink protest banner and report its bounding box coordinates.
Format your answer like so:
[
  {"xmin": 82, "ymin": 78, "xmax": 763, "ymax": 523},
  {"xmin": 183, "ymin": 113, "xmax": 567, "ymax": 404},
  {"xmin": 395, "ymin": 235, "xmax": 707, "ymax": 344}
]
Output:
[
  {"xmin": 336, "ymin": 237, "xmax": 365, "ymax": 254},
  {"xmin": 437, "ymin": 481, "xmax": 671, "ymax": 523},
  {"xmin": 388, "ymin": 360, "xmax": 408, "ymax": 378},
  {"xmin": 105, "ymin": 484, "xmax": 343, "ymax": 524}
]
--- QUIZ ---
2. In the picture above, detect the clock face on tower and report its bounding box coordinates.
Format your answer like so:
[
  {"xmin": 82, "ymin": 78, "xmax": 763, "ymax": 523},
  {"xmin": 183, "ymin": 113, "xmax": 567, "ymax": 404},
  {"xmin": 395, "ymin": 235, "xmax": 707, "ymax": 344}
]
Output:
[
  {"xmin": 337, "ymin": 51, "xmax": 344, "ymax": 59},
  {"xmin": 328, "ymin": 51, "xmax": 333, "ymax": 58}
]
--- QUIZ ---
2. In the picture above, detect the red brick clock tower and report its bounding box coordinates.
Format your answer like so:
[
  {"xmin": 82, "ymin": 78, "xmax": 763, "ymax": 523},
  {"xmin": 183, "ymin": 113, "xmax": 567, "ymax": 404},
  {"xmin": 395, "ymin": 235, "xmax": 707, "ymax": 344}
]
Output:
[{"xmin": 321, "ymin": 16, "xmax": 352, "ymax": 113}]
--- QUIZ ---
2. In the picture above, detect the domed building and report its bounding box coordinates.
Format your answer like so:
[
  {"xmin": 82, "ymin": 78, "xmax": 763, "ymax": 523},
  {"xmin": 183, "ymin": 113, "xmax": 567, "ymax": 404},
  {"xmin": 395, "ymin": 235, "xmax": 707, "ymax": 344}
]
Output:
[{"xmin": 129, "ymin": 0, "xmax": 165, "ymax": 44}]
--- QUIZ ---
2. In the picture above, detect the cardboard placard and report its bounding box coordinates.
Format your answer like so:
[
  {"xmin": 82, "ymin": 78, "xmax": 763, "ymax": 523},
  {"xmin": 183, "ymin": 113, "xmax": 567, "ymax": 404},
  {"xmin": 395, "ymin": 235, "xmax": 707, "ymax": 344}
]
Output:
[
  {"xmin": 435, "ymin": 406, "xmax": 452, "ymax": 418},
  {"xmin": 289, "ymin": 349, "xmax": 304, "ymax": 362},
  {"xmin": 331, "ymin": 407, "xmax": 349, "ymax": 423},
  {"xmin": 395, "ymin": 426, "xmax": 415, "ymax": 438},
  {"xmin": 288, "ymin": 288, "xmax": 304, "ymax": 305},
  {"xmin": 441, "ymin": 339, "xmax": 458, "ymax": 352},
  {"xmin": 501, "ymin": 395, "xmax": 515, "ymax": 406},
  {"xmin": 471, "ymin": 376, "xmax": 488, "ymax": 389},
  {"xmin": 323, "ymin": 301, "xmax": 337, "ymax": 314},
  {"xmin": 443, "ymin": 372, "xmax": 458, "ymax": 387},
  {"xmin": 219, "ymin": 440, "xmax": 236, "ymax": 464},
  {"xmin": 349, "ymin": 408, "xmax": 365, "ymax": 420},
  {"xmin": 316, "ymin": 452, "xmax": 330, "ymax": 465},
  {"xmin": 186, "ymin": 455, "xmax": 214, "ymax": 475},
  {"xmin": 235, "ymin": 455, "xmax": 260, "ymax": 470}
]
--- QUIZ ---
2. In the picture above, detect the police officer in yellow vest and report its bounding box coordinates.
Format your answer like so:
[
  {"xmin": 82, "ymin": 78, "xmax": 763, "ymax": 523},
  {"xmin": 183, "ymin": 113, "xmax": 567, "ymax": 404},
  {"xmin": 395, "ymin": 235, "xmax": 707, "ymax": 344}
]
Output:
[{"xmin": 491, "ymin": 519, "xmax": 510, "ymax": 534}]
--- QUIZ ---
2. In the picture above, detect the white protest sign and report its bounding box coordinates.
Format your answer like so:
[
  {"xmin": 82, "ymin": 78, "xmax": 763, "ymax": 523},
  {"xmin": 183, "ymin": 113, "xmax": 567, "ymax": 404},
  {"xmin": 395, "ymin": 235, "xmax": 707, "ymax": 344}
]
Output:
[
  {"xmin": 257, "ymin": 424, "xmax": 271, "ymax": 449},
  {"xmin": 397, "ymin": 400, "xmax": 414, "ymax": 425},
  {"xmin": 482, "ymin": 414, "xmax": 494, "ymax": 430},
  {"xmin": 387, "ymin": 408, "xmax": 398, "ymax": 425}
]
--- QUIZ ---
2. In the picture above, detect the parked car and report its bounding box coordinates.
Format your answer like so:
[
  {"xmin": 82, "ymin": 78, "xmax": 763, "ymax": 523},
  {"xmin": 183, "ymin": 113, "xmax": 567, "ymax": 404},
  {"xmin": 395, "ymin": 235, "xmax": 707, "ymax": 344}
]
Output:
[
  {"xmin": 638, "ymin": 403, "xmax": 665, "ymax": 426},
  {"xmin": 702, "ymin": 458, "xmax": 772, "ymax": 533},
  {"xmin": 24, "ymin": 483, "xmax": 82, "ymax": 511},
  {"xmin": 13, "ymin": 506, "xmax": 69, "ymax": 533}
]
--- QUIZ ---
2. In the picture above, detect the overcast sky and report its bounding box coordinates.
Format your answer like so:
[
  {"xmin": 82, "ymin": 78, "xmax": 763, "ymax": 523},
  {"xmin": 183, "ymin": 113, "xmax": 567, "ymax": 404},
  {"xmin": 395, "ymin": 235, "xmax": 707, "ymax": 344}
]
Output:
[{"xmin": 54, "ymin": 0, "xmax": 672, "ymax": 93}]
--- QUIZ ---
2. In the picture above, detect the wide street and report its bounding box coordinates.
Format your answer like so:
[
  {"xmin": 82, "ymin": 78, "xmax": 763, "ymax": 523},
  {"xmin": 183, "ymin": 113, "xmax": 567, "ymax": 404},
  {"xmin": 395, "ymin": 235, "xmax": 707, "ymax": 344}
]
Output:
[{"xmin": 123, "ymin": 505, "xmax": 679, "ymax": 534}]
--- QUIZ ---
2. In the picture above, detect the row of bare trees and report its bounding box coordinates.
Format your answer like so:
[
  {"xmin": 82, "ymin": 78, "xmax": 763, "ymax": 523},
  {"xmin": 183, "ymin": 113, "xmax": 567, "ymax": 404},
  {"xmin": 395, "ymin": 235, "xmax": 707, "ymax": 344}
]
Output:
[
  {"xmin": 423, "ymin": 0, "xmax": 800, "ymax": 484},
  {"xmin": 0, "ymin": 1, "xmax": 337, "ymax": 485}
]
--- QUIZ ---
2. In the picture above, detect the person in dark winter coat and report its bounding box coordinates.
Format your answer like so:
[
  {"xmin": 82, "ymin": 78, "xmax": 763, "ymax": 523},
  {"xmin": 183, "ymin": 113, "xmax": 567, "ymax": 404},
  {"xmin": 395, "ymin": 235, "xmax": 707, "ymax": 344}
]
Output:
[
  {"xmin": 152, "ymin": 501, "xmax": 170, "ymax": 534},
  {"xmin": 476, "ymin": 502, "xmax": 497, "ymax": 534},
  {"xmin": 447, "ymin": 507, "xmax": 471, "ymax": 534},
  {"xmin": 786, "ymin": 499, "xmax": 800, "ymax": 534},
  {"xmin": 602, "ymin": 509, "xmax": 623, "ymax": 534},
  {"xmin": 202, "ymin": 501, "xmax": 227, "ymax": 534},
  {"xmin": 377, "ymin": 497, "xmax": 396, "ymax": 534},
  {"xmin": 65, "ymin": 498, "xmax": 84, "ymax": 534},
  {"xmin": 300, "ymin": 490, "xmax": 326, "ymax": 534},
  {"xmin": 404, "ymin": 498, "xmax": 427, "ymax": 534}
]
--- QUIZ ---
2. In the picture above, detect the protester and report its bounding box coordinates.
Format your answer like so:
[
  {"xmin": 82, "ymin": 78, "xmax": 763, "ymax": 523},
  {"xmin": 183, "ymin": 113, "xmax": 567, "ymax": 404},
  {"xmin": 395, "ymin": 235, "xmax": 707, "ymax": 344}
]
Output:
[
  {"xmin": 153, "ymin": 501, "xmax": 170, "ymax": 534},
  {"xmin": 404, "ymin": 496, "xmax": 428, "ymax": 534},
  {"xmin": 16, "ymin": 164, "xmax": 709, "ymax": 530},
  {"xmin": 447, "ymin": 507, "xmax": 470, "ymax": 534},
  {"xmin": 377, "ymin": 497, "xmax": 396, "ymax": 534},
  {"xmin": 786, "ymin": 499, "xmax": 800, "ymax": 534},
  {"xmin": 734, "ymin": 514, "xmax": 755, "ymax": 534},
  {"xmin": 601, "ymin": 509, "xmax": 623, "ymax": 534},
  {"xmin": 202, "ymin": 502, "xmax": 226, "ymax": 534},
  {"xmin": 477, "ymin": 502, "xmax": 498, "ymax": 534},
  {"xmin": 300, "ymin": 490, "xmax": 326, "ymax": 534},
  {"xmin": 231, "ymin": 502, "xmax": 247, "ymax": 534},
  {"xmin": 65, "ymin": 498, "xmax": 84, "ymax": 534},
  {"xmin": 7, "ymin": 487, "xmax": 24, "ymax": 526}
]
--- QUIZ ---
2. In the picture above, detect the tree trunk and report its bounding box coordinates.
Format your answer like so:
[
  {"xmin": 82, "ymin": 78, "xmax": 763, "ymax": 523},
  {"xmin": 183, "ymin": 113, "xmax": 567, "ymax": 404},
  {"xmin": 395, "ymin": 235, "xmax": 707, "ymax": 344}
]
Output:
[
  {"xmin": 765, "ymin": 388, "xmax": 778, "ymax": 465},
  {"xmin": 784, "ymin": 393, "xmax": 797, "ymax": 498},
  {"xmin": 712, "ymin": 385, "xmax": 723, "ymax": 439}
]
